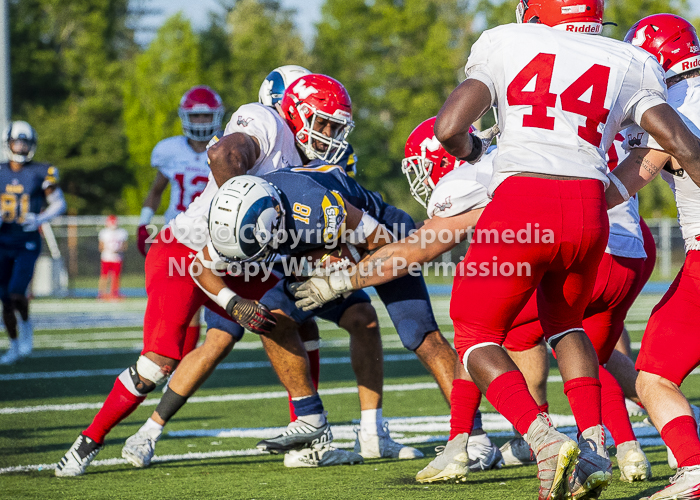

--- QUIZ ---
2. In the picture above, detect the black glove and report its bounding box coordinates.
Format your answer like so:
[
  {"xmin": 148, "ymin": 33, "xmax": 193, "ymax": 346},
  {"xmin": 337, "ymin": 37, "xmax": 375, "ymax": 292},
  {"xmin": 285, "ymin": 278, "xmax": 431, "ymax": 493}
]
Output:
[{"xmin": 225, "ymin": 296, "xmax": 277, "ymax": 335}]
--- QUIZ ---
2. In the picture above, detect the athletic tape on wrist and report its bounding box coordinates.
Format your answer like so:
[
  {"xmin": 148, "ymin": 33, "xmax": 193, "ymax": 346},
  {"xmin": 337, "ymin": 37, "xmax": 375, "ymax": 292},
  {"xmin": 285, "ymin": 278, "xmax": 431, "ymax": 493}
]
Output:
[
  {"xmin": 607, "ymin": 172, "xmax": 630, "ymax": 202},
  {"xmin": 346, "ymin": 212, "xmax": 379, "ymax": 245},
  {"xmin": 215, "ymin": 288, "xmax": 236, "ymax": 311}
]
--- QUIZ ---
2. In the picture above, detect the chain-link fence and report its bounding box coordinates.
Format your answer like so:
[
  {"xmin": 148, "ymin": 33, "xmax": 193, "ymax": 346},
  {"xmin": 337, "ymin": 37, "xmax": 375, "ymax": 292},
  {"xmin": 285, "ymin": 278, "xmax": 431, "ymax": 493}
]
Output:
[{"xmin": 31, "ymin": 216, "xmax": 686, "ymax": 297}]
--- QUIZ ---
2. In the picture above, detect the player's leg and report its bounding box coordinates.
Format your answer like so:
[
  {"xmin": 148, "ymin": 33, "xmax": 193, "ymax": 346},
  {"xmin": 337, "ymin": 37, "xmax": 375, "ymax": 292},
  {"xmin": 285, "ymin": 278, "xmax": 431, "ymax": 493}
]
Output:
[
  {"xmin": 97, "ymin": 260, "xmax": 109, "ymax": 299},
  {"xmin": 6, "ymin": 239, "xmax": 40, "ymax": 357},
  {"xmin": 110, "ymin": 261, "xmax": 122, "ymax": 298},
  {"xmin": 635, "ymin": 255, "xmax": 700, "ymax": 498},
  {"xmin": 0, "ymin": 246, "xmax": 20, "ymax": 364},
  {"xmin": 56, "ymin": 234, "xmax": 204, "ymax": 477},
  {"xmin": 288, "ymin": 319, "xmax": 320, "ymax": 421}
]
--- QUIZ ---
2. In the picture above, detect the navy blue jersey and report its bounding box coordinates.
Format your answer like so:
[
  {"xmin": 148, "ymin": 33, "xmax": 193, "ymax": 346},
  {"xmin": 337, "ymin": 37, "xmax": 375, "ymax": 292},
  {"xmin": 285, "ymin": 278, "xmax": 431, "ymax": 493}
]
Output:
[
  {"xmin": 262, "ymin": 161, "xmax": 390, "ymax": 255},
  {"xmin": 336, "ymin": 143, "xmax": 358, "ymax": 177},
  {"xmin": 0, "ymin": 161, "xmax": 58, "ymax": 240}
]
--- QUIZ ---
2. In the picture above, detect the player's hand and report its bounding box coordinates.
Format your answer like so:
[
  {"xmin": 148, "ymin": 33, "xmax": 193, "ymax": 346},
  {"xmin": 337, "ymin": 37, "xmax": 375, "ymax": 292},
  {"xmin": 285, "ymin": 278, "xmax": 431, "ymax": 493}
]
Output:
[
  {"xmin": 289, "ymin": 271, "xmax": 354, "ymax": 311},
  {"xmin": 225, "ymin": 296, "xmax": 277, "ymax": 335},
  {"xmin": 21, "ymin": 213, "xmax": 39, "ymax": 232},
  {"xmin": 137, "ymin": 225, "xmax": 151, "ymax": 256},
  {"xmin": 463, "ymin": 124, "xmax": 500, "ymax": 165}
]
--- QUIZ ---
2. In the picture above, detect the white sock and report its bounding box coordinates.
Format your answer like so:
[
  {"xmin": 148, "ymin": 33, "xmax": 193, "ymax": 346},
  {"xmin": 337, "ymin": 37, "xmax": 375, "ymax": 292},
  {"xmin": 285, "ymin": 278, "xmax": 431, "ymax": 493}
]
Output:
[
  {"xmin": 360, "ymin": 408, "xmax": 382, "ymax": 437},
  {"xmin": 469, "ymin": 433, "xmax": 490, "ymax": 446},
  {"xmin": 139, "ymin": 418, "xmax": 164, "ymax": 440},
  {"xmin": 296, "ymin": 413, "xmax": 326, "ymax": 428}
]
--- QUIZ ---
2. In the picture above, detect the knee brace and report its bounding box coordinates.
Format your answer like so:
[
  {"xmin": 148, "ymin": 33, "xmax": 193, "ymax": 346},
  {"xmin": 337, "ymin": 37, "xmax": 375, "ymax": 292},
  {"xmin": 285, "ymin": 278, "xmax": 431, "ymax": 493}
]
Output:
[{"xmin": 128, "ymin": 356, "xmax": 170, "ymax": 394}]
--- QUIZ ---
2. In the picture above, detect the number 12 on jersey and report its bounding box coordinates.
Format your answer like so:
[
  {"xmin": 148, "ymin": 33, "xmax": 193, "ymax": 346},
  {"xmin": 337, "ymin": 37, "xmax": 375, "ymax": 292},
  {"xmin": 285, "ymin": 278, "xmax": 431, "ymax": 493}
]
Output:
[{"xmin": 507, "ymin": 53, "xmax": 611, "ymax": 146}]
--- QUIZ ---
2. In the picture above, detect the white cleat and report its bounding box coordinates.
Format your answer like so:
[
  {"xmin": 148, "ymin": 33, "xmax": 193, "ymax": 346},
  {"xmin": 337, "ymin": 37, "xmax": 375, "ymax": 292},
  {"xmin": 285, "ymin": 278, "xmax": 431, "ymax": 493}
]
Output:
[
  {"xmin": 641, "ymin": 465, "xmax": 700, "ymax": 500},
  {"xmin": 17, "ymin": 317, "xmax": 33, "ymax": 357},
  {"xmin": 625, "ymin": 398, "xmax": 646, "ymax": 417},
  {"xmin": 55, "ymin": 434, "xmax": 103, "ymax": 477},
  {"xmin": 284, "ymin": 444, "xmax": 364, "ymax": 467},
  {"xmin": 415, "ymin": 433, "xmax": 469, "ymax": 483},
  {"xmin": 500, "ymin": 436, "xmax": 536, "ymax": 466},
  {"xmin": 122, "ymin": 430, "xmax": 159, "ymax": 468},
  {"xmin": 0, "ymin": 342, "xmax": 20, "ymax": 365},
  {"xmin": 467, "ymin": 433, "xmax": 504, "ymax": 472},
  {"xmin": 354, "ymin": 421, "xmax": 424, "ymax": 460},
  {"xmin": 616, "ymin": 440, "xmax": 651, "ymax": 482}
]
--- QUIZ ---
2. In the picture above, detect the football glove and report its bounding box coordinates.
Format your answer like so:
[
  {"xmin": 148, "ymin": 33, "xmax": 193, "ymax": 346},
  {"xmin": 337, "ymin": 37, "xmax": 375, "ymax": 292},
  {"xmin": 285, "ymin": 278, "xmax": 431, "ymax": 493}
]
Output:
[
  {"xmin": 225, "ymin": 295, "xmax": 277, "ymax": 335},
  {"xmin": 289, "ymin": 271, "xmax": 354, "ymax": 311},
  {"xmin": 137, "ymin": 225, "xmax": 151, "ymax": 256},
  {"xmin": 21, "ymin": 212, "xmax": 40, "ymax": 232},
  {"xmin": 461, "ymin": 124, "xmax": 499, "ymax": 165}
]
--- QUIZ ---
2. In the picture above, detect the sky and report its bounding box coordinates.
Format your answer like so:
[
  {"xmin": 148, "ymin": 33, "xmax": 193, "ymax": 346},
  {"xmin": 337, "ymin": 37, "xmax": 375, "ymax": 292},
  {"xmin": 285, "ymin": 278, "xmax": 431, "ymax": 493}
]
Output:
[
  {"xmin": 134, "ymin": 0, "xmax": 700, "ymax": 46},
  {"xmin": 133, "ymin": 0, "xmax": 323, "ymax": 45}
]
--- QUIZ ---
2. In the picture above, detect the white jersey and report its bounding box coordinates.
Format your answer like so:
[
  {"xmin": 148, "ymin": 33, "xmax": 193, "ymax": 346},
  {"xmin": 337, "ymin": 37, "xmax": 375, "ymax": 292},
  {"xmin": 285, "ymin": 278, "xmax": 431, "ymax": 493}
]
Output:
[
  {"xmin": 99, "ymin": 227, "xmax": 128, "ymax": 263},
  {"xmin": 605, "ymin": 136, "xmax": 646, "ymax": 258},
  {"xmin": 170, "ymin": 103, "xmax": 302, "ymax": 251},
  {"xmin": 151, "ymin": 136, "xmax": 210, "ymax": 224},
  {"xmin": 428, "ymin": 145, "xmax": 646, "ymax": 258},
  {"xmin": 427, "ymin": 149, "xmax": 495, "ymax": 219},
  {"xmin": 465, "ymin": 23, "xmax": 667, "ymax": 194},
  {"xmin": 623, "ymin": 78, "xmax": 700, "ymax": 252}
]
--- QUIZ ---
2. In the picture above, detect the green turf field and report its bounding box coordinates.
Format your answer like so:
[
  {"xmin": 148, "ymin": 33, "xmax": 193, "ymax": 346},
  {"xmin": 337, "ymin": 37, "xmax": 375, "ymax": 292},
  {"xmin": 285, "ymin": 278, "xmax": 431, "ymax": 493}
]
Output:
[{"xmin": 0, "ymin": 294, "xmax": 696, "ymax": 499}]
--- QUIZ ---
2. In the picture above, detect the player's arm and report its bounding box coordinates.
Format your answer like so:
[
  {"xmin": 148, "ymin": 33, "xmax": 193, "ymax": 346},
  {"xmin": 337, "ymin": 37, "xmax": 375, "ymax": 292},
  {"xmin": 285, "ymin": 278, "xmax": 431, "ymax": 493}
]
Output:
[
  {"xmin": 23, "ymin": 175, "xmax": 67, "ymax": 232},
  {"xmin": 639, "ymin": 103, "xmax": 700, "ymax": 187},
  {"xmin": 190, "ymin": 245, "xmax": 276, "ymax": 335},
  {"xmin": 606, "ymin": 146, "xmax": 671, "ymax": 209},
  {"xmin": 206, "ymin": 133, "xmax": 261, "ymax": 187},
  {"xmin": 291, "ymin": 208, "xmax": 482, "ymax": 311},
  {"xmin": 137, "ymin": 172, "xmax": 169, "ymax": 256},
  {"xmin": 434, "ymin": 79, "xmax": 493, "ymax": 161}
]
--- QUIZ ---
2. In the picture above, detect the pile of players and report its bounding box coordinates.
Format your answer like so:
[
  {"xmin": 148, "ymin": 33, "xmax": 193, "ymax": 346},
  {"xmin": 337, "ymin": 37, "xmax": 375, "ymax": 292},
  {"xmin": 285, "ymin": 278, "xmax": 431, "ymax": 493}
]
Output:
[{"xmin": 48, "ymin": 1, "xmax": 700, "ymax": 498}]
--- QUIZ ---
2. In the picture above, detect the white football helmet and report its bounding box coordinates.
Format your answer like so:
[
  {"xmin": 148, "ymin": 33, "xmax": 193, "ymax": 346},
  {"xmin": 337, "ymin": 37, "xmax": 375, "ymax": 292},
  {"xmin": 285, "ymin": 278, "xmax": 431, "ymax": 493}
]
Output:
[
  {"xmin": 258, "ymin": 65, "xmax": 312, "ymax": 108},
  {"xmin": 208, "ymin": 176, "xmax": 286, "ymax": 263},
  {"xmin": 3, "ymin": 121, "xmax": 37, "ymax": 164}
]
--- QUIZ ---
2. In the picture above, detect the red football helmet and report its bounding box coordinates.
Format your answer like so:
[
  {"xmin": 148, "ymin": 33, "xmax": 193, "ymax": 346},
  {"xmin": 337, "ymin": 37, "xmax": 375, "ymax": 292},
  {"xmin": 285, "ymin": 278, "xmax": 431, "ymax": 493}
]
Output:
[
  {"xmin": 401, "ymin": 117, "xmax": 475, "ymax": 208},
  {"xmin": 178, "ymin": 85, "xmax": 225, "ymax": 142},
  {"xmin": 516, "ymin": 0, "xmax": 604, "ymax": 34},
  {"xmin": 624, "ymin": 14, "xmax": 700, "ymax": 77},
  {"xmin": 280, "ymin": 74, "xmax": 354, "ymax": 164}
]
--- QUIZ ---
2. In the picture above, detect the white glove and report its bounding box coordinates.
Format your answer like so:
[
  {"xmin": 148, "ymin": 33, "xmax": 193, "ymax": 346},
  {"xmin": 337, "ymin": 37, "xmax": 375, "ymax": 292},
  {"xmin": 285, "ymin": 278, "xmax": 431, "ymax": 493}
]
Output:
[
  {"xmin": 463, "ymin": 124, "xmax": 500, "ymax": 165},
  {"xmin": 22, "ymin": 212, "xmax": 40, "ymax": 232},
  {"xmin": 288, "ymin": 271, "xmax": 355, "ymax": 311}
]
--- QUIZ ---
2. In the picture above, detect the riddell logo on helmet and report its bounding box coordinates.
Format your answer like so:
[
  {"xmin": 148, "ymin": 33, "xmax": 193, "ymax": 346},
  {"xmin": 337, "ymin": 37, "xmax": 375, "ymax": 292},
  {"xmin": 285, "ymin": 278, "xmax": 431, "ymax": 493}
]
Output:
[
  {"xmin": 564, "ymin": 23, "xmax": 602, "ymax": 34},
  {"xmin": 682, "ymin": 57, "xmax": 700, "ymax": 71}
]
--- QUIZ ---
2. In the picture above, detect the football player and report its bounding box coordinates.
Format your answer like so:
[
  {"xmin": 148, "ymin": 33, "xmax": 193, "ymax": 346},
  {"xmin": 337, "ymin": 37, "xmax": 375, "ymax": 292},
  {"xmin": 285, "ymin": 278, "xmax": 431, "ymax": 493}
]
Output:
[
  {"xmin": 0, "ymin": 121, "xmax": 66, "ymax": 365},
  {"xmin": 392, "ymin": 0, "xmax": 700, "ymax": 496},
  {"xmin": 294, "ymin": 118, "xmax": 653, "ymax": 484},
  {"xmin": 606, "ymin": 14, "xmax": 700, "ymax": 499}
]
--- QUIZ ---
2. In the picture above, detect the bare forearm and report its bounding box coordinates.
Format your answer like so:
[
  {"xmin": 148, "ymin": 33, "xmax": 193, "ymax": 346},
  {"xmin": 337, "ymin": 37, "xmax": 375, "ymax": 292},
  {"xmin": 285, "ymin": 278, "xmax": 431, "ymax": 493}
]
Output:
[
  {"xmin": 435, "ymin": 79, "xmax": 492, "ymax": 158},
  {"xmin": 607, "ymin": 148, "xmax": 668, "ymax": 209}
]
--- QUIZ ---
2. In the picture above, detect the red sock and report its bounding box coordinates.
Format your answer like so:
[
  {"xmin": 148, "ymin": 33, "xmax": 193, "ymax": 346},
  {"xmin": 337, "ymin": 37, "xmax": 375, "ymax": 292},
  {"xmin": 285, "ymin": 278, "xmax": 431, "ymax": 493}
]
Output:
[
  {"xmin": 563, "ymin": 377, "xmax": 602, "ymax": 432},
  {"xmin": 449, "ymin": 379, "xmax": 482, "ymax": 439},
  {"xmin": 599, "ymin": 367, "xmax": 635, "ymax": 445},
  {"xmin": 288, "ymin": 349, "xmax": 321, "ymax": 422},
  {"xmin": 485, "ymin": 370, "xmax": 540, "ymax": 436},
  {"xmin": 84, "ymin": 377, "xmax": 146, "ymax": 444},
  {"xmin": 538, "ymin": 402, "xmax": 549, "ymax": 414},
  {"xmin": 662, "ymin": 416, "xmax": 700, "ymax": 468}
]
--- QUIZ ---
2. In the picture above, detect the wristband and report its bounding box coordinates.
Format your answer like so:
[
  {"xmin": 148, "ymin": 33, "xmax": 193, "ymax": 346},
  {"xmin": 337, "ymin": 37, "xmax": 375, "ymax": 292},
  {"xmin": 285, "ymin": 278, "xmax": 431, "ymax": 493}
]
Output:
[
  {"xmin": 328, "ymin": 270, "xmax": 355, "ymax": 294},
  {"xmin": 346, "ymin": 212, "xmax": 380, "ymax": 245},
  {"xmin": 459, "ymin": 133, "xmax": 482, "ymax": 163},
  {"xmin": 607, "ymin": 172, "xmax": 630, "ymax": 202},
  {"xmin": 215, "ymin": 288, "xmax": 237, "ymax": 311},
  {"xmin": 139, "ymin": 207, "xmax": 155, "ymax": 226}
]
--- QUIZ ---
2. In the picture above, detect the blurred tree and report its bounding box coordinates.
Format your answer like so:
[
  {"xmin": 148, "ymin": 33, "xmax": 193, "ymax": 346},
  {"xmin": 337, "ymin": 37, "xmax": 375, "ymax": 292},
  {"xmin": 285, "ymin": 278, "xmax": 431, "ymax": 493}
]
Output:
[
  {"xmin": 10, "ymin": 0, "xmax": 137, "ymax": 214},
  {"xmin": 313, "ymin": 0, "xmax": 475, "ymax": 219},
  {"xmin": 121, "ymin": 14, "xmax": 203, "ymax": 214}
]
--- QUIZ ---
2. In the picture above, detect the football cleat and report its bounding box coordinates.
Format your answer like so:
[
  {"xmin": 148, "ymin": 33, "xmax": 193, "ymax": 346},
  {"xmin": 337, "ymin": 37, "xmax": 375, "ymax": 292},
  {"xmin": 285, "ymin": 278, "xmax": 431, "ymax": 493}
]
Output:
[
  {"xmin": 568, "ymin": 425, "xmax": 613, "ymax": 499},
  {"xmin": 0, "ymin": 342, "xmax": 20, "ymax": 365},
  {"xmin": 625, "ymin": 398, "xmax": 647, "ymax": 417},
  {"xmin": 415, "ymin": 433, "xmax": 469, "ymax": 483},
  {"xmin": 122, "ymin": 430, "xmax": 159, "ymax": 468},
  {"xmin": 354, "ymin": 421, "xmax": 424, "ymax": 460},
  {"xmin": 283, "ymin": 444, "xmax": 363, "ymax": 468},
  {"xmin": 667, "ymin": 405, "xmax": 700, "ymax": 470},
  {"xmin": 640, "ymin": 465, "xmax": 700, "ymax": 500},
  {"xmin": 525, "ymin": 413, "xmax": 579, "ymax": 500},
  {"xmin": 256, "ymin": 419, "xmax": 332, "ymax": 454},
  {"xmin": 55, "ymin": 434, "xmax": 103, "ymax": 477},
  {"xmin": 616, "ymin": 440, "xmax": 651, "ymax": 483},
  {"xmin": 467, "ymin": 433, "xmax": 504, "ymax": 472},
  {"xmin": 501, "ymin": 436, "xmax": 537, "ymax": 466}
]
